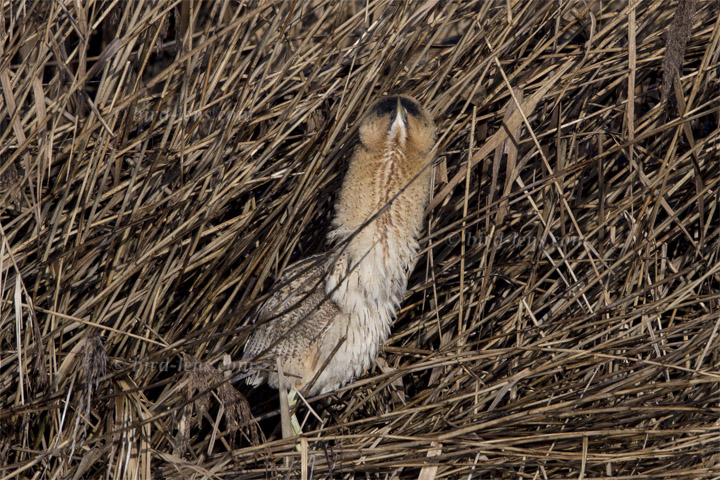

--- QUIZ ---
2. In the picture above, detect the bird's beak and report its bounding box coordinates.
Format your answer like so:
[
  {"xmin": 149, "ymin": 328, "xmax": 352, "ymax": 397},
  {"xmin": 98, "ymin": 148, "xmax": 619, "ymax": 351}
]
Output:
[
  {"xmin": 390, "ymin": 97, "xmax": 408, "ymax": 141},
  {"xmin": 395, "ymin": 97, "xmax": 407, "ymax": 126}
]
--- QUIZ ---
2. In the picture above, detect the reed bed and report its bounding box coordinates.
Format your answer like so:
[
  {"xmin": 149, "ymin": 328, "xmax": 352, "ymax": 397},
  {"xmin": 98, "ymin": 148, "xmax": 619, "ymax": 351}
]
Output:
[{"xmin": 1, "ymin": 0, "xmax": 719, "ymax": 478}]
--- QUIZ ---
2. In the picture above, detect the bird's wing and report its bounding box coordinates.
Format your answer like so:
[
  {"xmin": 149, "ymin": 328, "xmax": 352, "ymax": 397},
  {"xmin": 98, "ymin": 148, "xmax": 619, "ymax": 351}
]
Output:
[{"xmin": 242, "ymin": 255, "xmax": 339, "ymax": 366}]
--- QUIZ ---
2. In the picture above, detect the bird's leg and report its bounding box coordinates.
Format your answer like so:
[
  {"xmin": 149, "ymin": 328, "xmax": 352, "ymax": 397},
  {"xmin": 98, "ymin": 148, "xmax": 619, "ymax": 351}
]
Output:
[
  {"xmin": 276, "ymin": 358, "xmax": 295, "ymax": 441},
  {"xmin": 287, "ymin": 389, "xmax": 302, "ymax": 436},
  {"xmin": 281, "ymin": 388, "xmax": 303, "ymax": 453},
  {"xmin": 276, "ymin": 358, "xmax": 303, "ymax": 454}
]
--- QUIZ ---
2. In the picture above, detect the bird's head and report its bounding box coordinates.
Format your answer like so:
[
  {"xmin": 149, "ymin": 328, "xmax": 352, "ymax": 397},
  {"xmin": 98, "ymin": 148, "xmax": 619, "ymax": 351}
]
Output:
[{"xmin": 358, "ymin": 95, "xmax": 436, "ymax": 159}]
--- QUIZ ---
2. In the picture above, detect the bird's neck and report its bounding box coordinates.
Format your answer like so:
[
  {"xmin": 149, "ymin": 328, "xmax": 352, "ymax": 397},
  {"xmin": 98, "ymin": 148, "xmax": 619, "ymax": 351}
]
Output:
[
  {"xmin": 325, "ymin": 200, "xmax": 422, "ymax": 326},
  {"xmin": 325, "ymin": 144, "xmax": 429, "ymax": 337}
]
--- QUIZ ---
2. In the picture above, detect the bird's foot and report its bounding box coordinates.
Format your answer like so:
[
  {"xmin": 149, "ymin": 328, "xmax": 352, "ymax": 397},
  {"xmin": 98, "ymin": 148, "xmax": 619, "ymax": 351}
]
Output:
[{"xmin": 287, "ymin": 389, "xmax": 303, "ymax": 437}]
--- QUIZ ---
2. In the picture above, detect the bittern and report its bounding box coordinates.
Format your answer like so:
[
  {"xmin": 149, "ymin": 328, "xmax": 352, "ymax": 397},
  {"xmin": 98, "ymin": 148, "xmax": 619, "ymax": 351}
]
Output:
[{"xmin": 242, "ymin": 95, "xmax": 437, "ymax": 401}]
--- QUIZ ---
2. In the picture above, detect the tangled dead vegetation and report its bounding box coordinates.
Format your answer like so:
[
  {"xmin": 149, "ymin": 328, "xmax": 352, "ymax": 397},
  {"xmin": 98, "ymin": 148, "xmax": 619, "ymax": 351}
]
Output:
[{"xmin": 1, "ymin": 0, "xmax": 719, "ymax": 478}]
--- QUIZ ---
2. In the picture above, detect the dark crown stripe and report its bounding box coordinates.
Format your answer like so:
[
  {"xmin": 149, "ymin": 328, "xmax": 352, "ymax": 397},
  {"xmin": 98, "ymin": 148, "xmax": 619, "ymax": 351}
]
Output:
[{"xmin": 371, "ymin": 96, "xmax": 421, "ymax": 118}]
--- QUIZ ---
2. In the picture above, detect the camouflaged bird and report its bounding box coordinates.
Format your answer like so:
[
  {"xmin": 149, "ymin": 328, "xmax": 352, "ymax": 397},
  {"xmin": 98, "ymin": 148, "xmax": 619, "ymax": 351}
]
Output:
[{"xmin": 243, "ymin": 95, "xmax": 437, "ymax": 396}]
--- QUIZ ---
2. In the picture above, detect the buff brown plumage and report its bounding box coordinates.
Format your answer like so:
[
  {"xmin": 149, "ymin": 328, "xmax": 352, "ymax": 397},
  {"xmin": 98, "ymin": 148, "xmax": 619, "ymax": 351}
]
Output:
[{"xmin": 242, "ymin": 95, "xmax": 437, "ymax": 396}]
